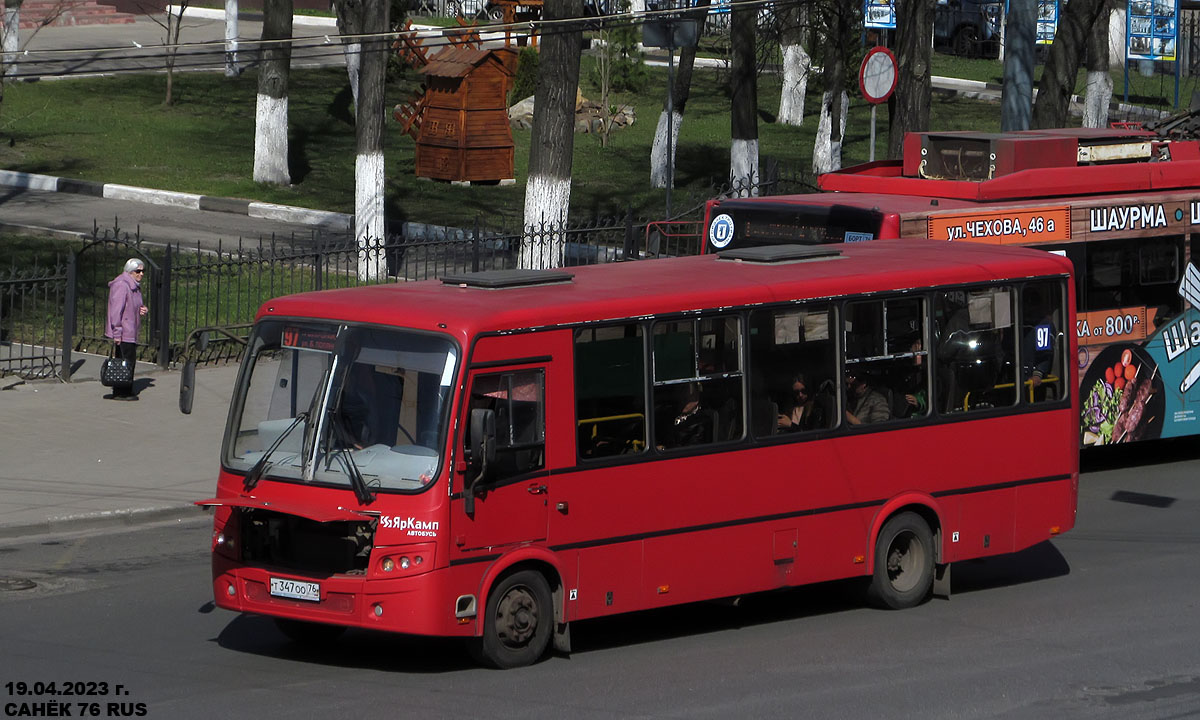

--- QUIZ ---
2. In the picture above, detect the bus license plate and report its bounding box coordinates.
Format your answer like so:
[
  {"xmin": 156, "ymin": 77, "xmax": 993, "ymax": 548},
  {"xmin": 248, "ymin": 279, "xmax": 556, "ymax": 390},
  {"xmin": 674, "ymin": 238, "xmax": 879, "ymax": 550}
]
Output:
[{"xmin": 269, "ymin": 577, "xmax": 320, "ymax": 602}]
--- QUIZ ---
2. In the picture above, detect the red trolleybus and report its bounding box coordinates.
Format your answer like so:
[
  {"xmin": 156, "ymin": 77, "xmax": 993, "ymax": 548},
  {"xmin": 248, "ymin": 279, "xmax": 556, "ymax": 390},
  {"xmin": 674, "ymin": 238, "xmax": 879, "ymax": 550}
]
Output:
[
  {"xmin": 700, "ymin": 128, "xmax": 1200, "ymax": 448},
  {"xmin": 198, "ymin": 239, "xmax": 1077, "ymax": 668}
]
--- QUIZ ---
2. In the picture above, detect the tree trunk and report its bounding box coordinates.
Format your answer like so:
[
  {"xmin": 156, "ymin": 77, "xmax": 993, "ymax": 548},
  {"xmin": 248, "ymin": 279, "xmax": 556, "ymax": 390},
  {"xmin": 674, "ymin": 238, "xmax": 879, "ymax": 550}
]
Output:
[
  {"xmin": 888, "ymin": 0, "xmax": 934, "ymax": 158},
  {"xmin": 335, "ymin": 0, "xmax": 364, "ymax": 112},
  {"xmin": 3, "ymin": 6, "xmax": 19, "ymax": 78},
  {"xmin": 224, "ymin": 0, "xmax": 239, "ymax": 77},
  {"xmin": 777, "ymin": 2, "xmax": 809, "ymax": 126},
  {"xmin": 729, "ymin": 0, "xmax": 758, "ymax": 195},
  {"xmin": 813, "ymin": 90, "xmax": 847, "ymax": 174},
  {"xmin": 253, "ymin": 0, "xmax": 293, "ymax": 185},
  {"xmin": 520, "ymin": 0, "xmax": 584, "ymax": 269},
  {"xmin": 355, "ymin": 0, "xmax": 388, "ymax": 281},
  {"xmin": 649, "ymin": 0, "xmax": 707, "ymax": 188},
  {"xmin": 1082, "ymin": 3, "xmax": 1112, "ymax": 129},
  {"xmin": 1032, "ymin": 0, "xmax": 1107, "ymax": 129}
]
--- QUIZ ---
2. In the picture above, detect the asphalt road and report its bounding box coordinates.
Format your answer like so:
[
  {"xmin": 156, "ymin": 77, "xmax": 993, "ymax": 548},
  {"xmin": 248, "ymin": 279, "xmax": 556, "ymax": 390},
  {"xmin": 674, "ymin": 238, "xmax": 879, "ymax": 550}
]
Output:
[
  {"xmin": 2, "ymin": 445, "xmax": 1199, "ymax": 719},
  {"xmin": 0, "ymin": 185, "xmax": 338, "ymax": 250}
]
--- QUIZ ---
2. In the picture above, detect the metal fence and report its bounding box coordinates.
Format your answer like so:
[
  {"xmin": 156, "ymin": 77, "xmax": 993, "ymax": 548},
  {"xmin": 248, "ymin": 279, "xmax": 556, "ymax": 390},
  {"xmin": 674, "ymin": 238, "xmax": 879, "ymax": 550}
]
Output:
[{"xmin": 0, "ymin": 212, "xmax": 702, "ymax": 382}]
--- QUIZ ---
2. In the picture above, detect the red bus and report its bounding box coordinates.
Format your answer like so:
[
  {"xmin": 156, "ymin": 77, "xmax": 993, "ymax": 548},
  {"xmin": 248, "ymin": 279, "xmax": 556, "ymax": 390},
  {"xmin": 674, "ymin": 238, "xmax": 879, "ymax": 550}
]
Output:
[
  {"xmin": 198, "ymin": 239, "xmax": 1078, "ymax": 668},
  {"xmin": 701, "ymin": 128, "xmax": 1200, "ymax": 448}
]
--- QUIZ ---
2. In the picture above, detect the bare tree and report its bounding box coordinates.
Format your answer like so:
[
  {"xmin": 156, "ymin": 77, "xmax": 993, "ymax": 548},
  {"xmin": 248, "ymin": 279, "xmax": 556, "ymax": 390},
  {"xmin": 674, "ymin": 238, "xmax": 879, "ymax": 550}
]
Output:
[
  {"xmin": 1032, "ymin": 0, "xmax": 1108, "ymax": 129},
  {"xmin": 355, "ymin": 0, "xmax": 388, "ymax": 280},
  {"xmin": 139, "ymin": 0, "xmax": 193, "ymax": 105},
  {"xmin": 777, "ymin": 0, "xmax": 810, "ymax": 126},
  {"xmin": 729, "ymin": 0, "xmax": 758, "ymax": 193},
  {"xmin": 650, "ymin": 0, "xmax": 710, "ymax": 188},
  {"xmin": 253, "ymin": 0, "xmax": 294, "ymax": 185},
  {"xmin": 520, "ymin": 0, "xmax": 584, "ymax": 269},
  {"xmin": 887, "ymin": 0, "xmax": 934, "ymax": 158}
]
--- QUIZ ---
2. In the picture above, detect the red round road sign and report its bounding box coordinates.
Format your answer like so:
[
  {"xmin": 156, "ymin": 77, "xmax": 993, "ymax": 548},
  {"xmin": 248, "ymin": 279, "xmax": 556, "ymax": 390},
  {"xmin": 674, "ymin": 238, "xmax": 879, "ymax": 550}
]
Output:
[{"xmin": 858, "ymin": 46, "xmax": 897, "ymax": 105}]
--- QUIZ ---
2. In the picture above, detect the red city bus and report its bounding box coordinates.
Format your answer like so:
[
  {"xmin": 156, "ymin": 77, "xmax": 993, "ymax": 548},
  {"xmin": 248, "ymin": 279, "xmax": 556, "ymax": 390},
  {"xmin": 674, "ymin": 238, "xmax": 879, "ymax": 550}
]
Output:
[
  {"xmin": 701, "ymin": 128, "xmax": 1200, "ymax": 448},
  {"xmin": 198, "ymin": 239, "xmax": 1078, "ymax": 668}
]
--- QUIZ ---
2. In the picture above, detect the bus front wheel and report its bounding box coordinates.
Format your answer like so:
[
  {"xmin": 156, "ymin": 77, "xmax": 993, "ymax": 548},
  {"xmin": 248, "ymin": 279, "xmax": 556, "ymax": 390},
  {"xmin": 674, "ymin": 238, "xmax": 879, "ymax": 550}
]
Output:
[
  {"xmin": 470, "ymin": 569, "xmax": 553, "ymax": 669},
  {"xmin": 867, "ymin": 512, "xmax": 934, "ymax": 610}
]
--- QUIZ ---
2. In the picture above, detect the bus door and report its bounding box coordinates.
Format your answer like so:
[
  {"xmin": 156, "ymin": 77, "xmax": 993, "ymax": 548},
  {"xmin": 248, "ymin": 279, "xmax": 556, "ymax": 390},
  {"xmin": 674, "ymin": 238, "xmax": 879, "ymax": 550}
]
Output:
[{"xmin": 454, "ymin": 365, "xmax": 550, "ymax": 551}]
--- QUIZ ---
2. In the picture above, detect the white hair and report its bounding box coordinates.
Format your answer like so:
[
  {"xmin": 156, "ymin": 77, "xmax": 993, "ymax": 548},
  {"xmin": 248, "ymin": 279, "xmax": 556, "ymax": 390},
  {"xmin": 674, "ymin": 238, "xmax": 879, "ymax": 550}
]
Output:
[{"xmin": 124, "ymin": 258, "xmax": 144, "ymax": 274}]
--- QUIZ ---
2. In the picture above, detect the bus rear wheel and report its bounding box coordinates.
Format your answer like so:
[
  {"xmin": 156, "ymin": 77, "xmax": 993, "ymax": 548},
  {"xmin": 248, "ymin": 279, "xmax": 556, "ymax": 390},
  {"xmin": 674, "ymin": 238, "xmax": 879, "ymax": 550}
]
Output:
[
  {"xmin": 867, "ymin": 512, "xmax": 934, "ymax": 610},
  {"xmin": 470, "ymin": 569, "xmax": 552, "ymax": 669}
]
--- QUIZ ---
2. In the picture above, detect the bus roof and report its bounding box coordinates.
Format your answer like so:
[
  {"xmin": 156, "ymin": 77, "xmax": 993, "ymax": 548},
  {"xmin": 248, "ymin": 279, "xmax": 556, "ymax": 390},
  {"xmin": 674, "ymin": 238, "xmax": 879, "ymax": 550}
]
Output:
[{"xmin": 258, "ymin": 240, "xmax": 1071, "ymax": 337}]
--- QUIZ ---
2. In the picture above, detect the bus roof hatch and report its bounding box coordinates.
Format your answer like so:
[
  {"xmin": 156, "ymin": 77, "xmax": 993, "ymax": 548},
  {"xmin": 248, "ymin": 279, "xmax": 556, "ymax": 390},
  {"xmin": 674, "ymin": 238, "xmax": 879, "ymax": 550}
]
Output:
[
  {"xmin": 441, "ymin": 268, "xmax": 575, "ymax": 289},
  {"xmin": 718, "ymin": 245, "xmax": 843, "ymax": 264}
]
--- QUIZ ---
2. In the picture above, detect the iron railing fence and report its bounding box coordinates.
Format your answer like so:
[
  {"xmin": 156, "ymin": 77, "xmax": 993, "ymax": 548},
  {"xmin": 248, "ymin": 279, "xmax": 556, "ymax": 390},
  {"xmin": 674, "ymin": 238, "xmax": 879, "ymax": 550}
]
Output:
[{"xmin": 0, "ymin": 260, "xmax": 69, "ymax": 380}]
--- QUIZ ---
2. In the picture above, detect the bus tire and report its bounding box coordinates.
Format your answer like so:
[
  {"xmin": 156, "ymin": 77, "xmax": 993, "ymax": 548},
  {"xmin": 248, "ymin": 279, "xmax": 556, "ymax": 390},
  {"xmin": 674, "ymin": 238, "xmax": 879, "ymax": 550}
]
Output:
[
  {"xmin": 470, "ymin": 569, "xmax": 553, "ymax": 669},
  {"xmin": 867, "ymin": 512, "xmax": 934, "ymax": 610},
  {"xmin": 275, "ymin": 618, "xmax": 346, "ymax": 645}
]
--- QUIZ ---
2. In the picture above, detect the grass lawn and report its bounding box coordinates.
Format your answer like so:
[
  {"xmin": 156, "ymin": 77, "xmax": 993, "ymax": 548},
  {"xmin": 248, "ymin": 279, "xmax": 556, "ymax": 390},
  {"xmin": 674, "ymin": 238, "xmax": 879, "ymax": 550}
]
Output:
[{"xmin": 0, "ymin": 52, "xmax": 1004, "ymax": 228}]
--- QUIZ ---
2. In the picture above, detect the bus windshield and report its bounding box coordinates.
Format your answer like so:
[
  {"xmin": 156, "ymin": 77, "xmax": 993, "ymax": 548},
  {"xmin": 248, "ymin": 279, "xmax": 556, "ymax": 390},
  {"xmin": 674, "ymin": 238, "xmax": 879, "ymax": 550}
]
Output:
[{"xmin": 224, "ymin": 320, "xmax": 458, "ymax": 493}]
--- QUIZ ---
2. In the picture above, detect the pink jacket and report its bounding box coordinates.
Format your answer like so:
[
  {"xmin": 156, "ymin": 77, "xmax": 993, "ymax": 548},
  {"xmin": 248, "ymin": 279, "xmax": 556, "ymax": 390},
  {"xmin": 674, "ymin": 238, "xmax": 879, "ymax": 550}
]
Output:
[{"xmin": 105, "ymin": 272, "xmax": 144, "ymax": 343}]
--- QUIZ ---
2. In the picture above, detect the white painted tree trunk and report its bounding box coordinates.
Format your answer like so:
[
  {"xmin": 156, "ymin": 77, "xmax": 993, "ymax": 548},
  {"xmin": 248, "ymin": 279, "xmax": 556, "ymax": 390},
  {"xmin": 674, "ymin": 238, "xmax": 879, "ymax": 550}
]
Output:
[
  {"xmin": 777, "ymin": 42, "xmax": 810, "ymax": 126},
  {"xmin": 1109, "ymin": 8, "xmax": 1125, "ymax": 69},
  {"xmin": 650, "ymin": 109, "xmax": 682, "ymax": 189},
  {"xmin": 730, "ymin": 138, "xmax": 759, "ymax": 197},
  {"xmin": 3, "ymin": 8, "xmax": 19, "ymax": 77},
  {"xmin": 253, "ymin": 94, "xmax": 291, "ymax": 185},
  {"xmin": 344, "ymin": 43, "xmax": 361, "ymax": 110},
  {"xmin": 224, "ymin": 0, "xmax": 239, "ymax": 77},
  {"xmin": 355, "ymin": 150, "xmax": 385, "ymax": 281},
  {"xmin": 1083, "ymin": 70, "xmax": 1112, "ymax": 129},
  {"xmin": 812, "ymin": 90, "xmax": 847, "ymax": 175},
  {"xmin": 520, "ymin": 173, "xmax": 571, "ymax": 269}
]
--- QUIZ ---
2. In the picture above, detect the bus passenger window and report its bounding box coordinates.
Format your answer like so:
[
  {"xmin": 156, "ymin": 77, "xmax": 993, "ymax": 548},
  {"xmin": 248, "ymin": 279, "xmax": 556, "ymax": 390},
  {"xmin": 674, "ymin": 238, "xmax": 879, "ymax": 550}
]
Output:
[
  {"xmin": 575, "ymin": 325, "xmax": 647, "ymax": 459},
  {"xmin": 1020, "ymin": 281, "xmax": 1067, "ymax": 404},
  {"xmin": 468, "ymin": 370, "xmax": 545, "ymax": 481},
  {"xmin": 748, "ymin": 305, "xmax": 836, "ymax": 436},
  {"xmin": 652, "ymin": 316, "xmax": 744, "ymax": 450},
  {"xmin": 843, "ymin": 297, "xmax": 928, "ymax": 424},
  {"xmin": 934, "ymin": 287, "xmax": 1016, "ymax": 413}
]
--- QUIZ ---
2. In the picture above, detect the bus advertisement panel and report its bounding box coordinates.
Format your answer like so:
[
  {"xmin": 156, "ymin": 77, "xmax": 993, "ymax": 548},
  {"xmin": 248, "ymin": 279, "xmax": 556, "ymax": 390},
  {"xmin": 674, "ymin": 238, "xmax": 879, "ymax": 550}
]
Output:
[{"xmin": 699, "ymin": 128, "xmax": 1200, "ymax": 448}]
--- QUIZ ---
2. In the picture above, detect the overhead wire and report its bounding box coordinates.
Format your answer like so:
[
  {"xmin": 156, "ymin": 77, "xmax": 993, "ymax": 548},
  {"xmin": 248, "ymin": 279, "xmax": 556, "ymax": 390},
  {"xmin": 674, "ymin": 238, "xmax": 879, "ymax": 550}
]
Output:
[{"xmin": 2, "ymin": 0, "xmax": 790, "ymax": 80}]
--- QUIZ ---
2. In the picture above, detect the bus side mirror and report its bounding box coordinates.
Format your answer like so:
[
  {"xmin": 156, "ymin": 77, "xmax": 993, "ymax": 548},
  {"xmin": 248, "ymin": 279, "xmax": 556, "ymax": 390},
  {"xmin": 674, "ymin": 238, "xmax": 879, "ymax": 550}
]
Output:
[
  {"xmin": 179, "ymin": 360, "xmax": 196, "ymax": 415},
  {"xmin": 464, "ymin": 408, "xmax": 496, "ymax": 515}
]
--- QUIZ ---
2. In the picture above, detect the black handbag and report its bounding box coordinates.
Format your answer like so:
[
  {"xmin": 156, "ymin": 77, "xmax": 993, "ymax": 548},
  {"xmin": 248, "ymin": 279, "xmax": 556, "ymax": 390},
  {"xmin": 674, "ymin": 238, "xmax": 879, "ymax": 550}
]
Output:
[{"xmin": 100, "ymin": 345, "xmax": 133, "ymax": 387}]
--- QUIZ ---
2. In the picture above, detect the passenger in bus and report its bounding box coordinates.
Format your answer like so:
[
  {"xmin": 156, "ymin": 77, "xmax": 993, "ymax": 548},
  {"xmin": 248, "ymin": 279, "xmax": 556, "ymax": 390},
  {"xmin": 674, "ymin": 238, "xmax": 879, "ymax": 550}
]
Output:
[
  {"xmin": 777, "ymin": 374, "xmax": 825, "ymax": 431},
  {"xmin": 337, "ymin": 363, "xmax": 384, "ymax": 449},
  {"xmin": 658, "ymin": 383, "xmax": 716, "ymax": 449},
  {"xmin": 893, "ymin": 339, "xmax": 928, "ymax": 419},
  {"xmin": 845, "ymin": 371, "xmax": 891, "ymax": 425}
]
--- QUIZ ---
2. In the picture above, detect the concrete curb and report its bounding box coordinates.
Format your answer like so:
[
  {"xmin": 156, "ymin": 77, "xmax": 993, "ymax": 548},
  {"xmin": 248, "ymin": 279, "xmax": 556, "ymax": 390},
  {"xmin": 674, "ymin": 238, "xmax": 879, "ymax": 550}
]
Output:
[
  {"xmin": 0, "ymin": 169, "xmax": 354, "ymax": 230},
  {"xmin": 0, "ymin": 505, "xmax": 210, "ymax": 540}
]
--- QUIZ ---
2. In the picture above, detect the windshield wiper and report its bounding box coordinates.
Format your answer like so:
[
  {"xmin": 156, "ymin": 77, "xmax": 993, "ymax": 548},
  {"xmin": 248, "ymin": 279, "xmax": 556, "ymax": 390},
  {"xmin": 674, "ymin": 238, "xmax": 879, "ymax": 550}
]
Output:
[
  {"xmin": 325, "ymin": 414, "xmax": 376, "ymax": 505},
  {"xmin": 244, "ymin": 412, "xmax": 308, "ymax": 491}
]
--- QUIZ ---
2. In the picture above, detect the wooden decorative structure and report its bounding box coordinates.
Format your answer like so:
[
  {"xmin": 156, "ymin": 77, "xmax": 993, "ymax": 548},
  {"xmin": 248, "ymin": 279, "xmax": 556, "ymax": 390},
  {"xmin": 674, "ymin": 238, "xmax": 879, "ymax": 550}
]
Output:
[{"xmin": 413, "ymin": 46, "xmax": 518, "ymax": 184}]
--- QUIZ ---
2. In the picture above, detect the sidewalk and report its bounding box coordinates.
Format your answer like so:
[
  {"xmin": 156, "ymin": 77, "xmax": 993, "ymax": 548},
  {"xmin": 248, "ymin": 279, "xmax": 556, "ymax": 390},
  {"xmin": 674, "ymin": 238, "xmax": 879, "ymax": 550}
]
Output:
[{"xmin": 0, "ymin": 363, "xmax": 238, "ymax": 539}]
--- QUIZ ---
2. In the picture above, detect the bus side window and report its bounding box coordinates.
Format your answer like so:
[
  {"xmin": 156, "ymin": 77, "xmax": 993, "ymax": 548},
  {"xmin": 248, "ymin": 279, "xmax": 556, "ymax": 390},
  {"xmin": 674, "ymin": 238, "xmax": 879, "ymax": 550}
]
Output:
[
  {"xmin": 934, "ymin": 287, "xmax": 1017, "ymax": 413},
  {"xmin": 468, "ymin": 370, "xmax": 545, "ymax": 481},
  {"xmin": 574, "ymin": 325, "xmax": 647, "ymax": 459},
  {"xmin": 1020, "ymin": 281, "xmax": 1067, "ymax": 404},
  {"xmin": 652, "ymin": 316, "xmax": 745, "ymax": 450},
  {"xmin": 748, "ymin": 304, "xmax": 836, "ymax": 436}
]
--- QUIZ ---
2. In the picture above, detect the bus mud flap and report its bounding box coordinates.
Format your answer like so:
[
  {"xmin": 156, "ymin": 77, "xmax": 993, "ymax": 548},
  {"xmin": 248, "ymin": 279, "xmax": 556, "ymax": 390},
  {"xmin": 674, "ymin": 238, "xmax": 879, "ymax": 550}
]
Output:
[{"xmin": 933, "ymin": 563, "xmax": 951, "ymax": 600}]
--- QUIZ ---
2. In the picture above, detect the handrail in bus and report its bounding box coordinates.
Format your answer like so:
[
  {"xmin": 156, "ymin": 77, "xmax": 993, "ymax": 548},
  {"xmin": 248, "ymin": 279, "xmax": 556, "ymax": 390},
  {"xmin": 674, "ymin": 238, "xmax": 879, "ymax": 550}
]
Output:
[{"xmin": 961, "ymin": 374, "xmax": 1060, "ymax": 411}]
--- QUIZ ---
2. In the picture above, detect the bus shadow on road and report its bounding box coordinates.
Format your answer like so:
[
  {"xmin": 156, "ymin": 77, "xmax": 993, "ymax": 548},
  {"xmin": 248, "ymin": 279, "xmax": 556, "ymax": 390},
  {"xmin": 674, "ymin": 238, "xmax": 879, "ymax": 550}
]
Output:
[
  {"xmin": 210, "ymin": 541, "xmax": 1070, "ymax": 669},
  {"xmin": 213, "ymin": 614, "xmax": 479, "ymax": 673}
]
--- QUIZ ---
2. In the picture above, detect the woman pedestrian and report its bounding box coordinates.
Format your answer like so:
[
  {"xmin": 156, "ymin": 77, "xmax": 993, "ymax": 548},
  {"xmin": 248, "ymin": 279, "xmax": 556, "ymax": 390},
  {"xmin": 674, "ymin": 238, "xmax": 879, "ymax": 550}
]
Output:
[{"xmin": 105, "ymin": 258, "xmax": 148, "ymax": 400}]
